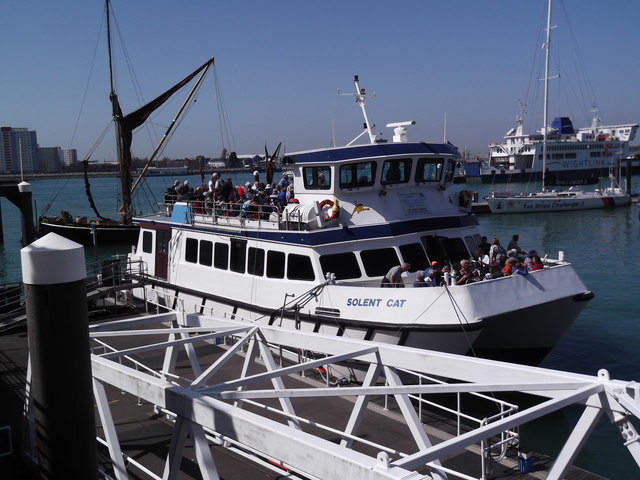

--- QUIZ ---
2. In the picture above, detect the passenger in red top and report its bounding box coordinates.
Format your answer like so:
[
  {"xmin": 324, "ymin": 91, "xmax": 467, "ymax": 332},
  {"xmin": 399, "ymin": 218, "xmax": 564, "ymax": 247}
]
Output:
[{"xmin": 530, "ymin": 255, "xmax": 544, "ymax": 271}]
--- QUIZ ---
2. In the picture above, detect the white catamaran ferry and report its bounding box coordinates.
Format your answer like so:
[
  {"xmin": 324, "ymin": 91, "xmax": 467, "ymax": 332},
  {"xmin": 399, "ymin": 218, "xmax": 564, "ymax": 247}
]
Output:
[{"xmin": 129, "ymin": 76, "xmax": 593, "ymax": 365}]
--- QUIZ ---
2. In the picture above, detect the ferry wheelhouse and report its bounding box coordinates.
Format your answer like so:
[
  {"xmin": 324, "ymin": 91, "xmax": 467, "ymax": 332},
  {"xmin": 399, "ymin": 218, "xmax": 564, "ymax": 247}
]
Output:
[{"xmin": 129, "ymin": 76, "xmax": 593, "ymax": 365}]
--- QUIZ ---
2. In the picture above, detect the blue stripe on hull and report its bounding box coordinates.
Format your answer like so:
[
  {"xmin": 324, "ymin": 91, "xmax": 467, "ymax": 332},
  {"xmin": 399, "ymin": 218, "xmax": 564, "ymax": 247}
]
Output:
[{"xmin": 137, "ymin": 214, "xmax": 479, "ymax": 246}]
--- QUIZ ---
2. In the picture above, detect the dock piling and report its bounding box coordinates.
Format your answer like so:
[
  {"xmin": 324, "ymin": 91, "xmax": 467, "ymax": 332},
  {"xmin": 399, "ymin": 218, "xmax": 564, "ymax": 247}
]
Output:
[{"xmin": 21, "ymin": 233, "xmax": 97, "ymax": 479}]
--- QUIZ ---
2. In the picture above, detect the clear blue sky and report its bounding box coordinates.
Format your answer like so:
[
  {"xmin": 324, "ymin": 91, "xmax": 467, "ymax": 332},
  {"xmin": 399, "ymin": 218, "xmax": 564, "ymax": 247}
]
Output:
[{"xmin": 2, "ymin": 0, "xmax": 639, "ymax": 162}]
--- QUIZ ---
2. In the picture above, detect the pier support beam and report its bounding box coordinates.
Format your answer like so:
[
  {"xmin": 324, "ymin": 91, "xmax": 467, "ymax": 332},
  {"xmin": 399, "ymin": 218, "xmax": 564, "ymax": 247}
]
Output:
[
  {"xmin": 0, "ymin": 181, "xmax": 36, "ymax": 246},
  {"xmin": 21, "ymin": 233, "xmax": 97, "ymax": 479}
]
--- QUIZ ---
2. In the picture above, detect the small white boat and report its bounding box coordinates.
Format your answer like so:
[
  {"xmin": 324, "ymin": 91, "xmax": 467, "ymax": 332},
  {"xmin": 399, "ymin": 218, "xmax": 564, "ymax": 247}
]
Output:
[
  {"xmin": 486, "ymin": 183, "xmax": 630, "ymax": 213},
  {"xmin": 485, "ymin": 0, "xmax": 632, "ymax": 214},
  {"xmin": 129, "ymin": 75, "xmax": 593, "ymax": 366}
]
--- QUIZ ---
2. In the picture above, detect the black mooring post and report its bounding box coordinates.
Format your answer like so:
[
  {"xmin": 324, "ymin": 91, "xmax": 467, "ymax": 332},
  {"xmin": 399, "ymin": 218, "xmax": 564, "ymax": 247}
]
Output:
[
  {"xmin": 0, "ymin": 198, "xmax": 4, "ymax": 244},
  {"xmin": 21, "ymin": 233, "xmax": 98, "ymax": 479}
]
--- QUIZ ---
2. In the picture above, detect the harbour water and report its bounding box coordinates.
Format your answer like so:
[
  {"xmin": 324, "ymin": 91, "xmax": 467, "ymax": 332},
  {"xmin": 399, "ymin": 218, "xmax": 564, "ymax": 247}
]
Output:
[{"xmin": 0, "ymin": 173, "xmax": 638, "ymax": 478}]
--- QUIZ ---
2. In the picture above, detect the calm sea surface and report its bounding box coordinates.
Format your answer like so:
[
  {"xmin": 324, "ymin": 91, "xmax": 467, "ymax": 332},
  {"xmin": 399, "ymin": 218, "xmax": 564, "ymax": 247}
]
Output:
[{"xmin": 1, "ymin": 174, "xmax": 638, "ymax": 478}]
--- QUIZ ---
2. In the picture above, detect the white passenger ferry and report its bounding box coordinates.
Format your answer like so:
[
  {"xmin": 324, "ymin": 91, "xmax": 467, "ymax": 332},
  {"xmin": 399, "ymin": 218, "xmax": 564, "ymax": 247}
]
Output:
[
  {"xmin": 476, "ymin": 112, "xmax": 639, "ymax": 185},
  {"xmin": 129, "ymin": 76, "xmax": 593, "ymax": 364}
]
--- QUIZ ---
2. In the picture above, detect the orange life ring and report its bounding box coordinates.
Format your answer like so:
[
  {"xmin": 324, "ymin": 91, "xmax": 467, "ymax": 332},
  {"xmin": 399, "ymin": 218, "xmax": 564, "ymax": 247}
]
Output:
[{"xmin": 319, "ymin": 199, "xmax": 336, "ymax": 221}]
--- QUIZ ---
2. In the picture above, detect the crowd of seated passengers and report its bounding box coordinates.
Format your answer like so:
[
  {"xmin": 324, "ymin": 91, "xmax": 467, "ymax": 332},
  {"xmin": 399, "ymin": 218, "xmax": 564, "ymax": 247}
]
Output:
[
  {"xmin": 413, "ymin": 235, "xmax": 545, "ymax": 287},
  {"xmin": 164, "ymin": 176, "xmax": 295, "ymax": 220}
]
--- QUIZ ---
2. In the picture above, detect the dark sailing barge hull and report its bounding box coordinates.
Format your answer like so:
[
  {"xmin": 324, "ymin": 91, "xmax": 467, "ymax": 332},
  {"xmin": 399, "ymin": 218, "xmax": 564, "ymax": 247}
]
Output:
[{"xmin": 38, "ymin": 218, "xmax": 139, "ymax": 246}]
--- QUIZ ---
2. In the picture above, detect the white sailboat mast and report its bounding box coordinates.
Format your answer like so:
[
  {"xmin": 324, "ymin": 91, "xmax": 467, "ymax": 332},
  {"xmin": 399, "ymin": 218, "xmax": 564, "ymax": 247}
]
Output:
[{"xmin": 542, "ymin": 0, "xmax": 553, "ymax": 191}]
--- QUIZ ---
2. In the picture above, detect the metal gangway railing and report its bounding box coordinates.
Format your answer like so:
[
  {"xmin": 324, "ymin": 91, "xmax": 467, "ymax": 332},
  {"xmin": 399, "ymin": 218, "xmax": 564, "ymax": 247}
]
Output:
[{"xmin": 0, "ymin": 256, "xmax": 149, "ymax": 334}]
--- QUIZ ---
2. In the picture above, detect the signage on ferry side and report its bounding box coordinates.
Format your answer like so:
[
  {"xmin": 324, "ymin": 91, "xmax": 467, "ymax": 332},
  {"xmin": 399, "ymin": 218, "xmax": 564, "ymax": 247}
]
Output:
[{"xmin": 346, "ymin": 298, "xmax": 407, "ymax": 307}]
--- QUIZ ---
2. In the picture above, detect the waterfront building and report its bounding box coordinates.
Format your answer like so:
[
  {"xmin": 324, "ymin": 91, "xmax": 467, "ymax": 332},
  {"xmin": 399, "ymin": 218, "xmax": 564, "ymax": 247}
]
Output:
[
  {"xmin": 63, "ymin": 148, "xmax": 78, "ymax": 168},
  {"xmin": 38, "ymin": 146, "xmax": 63, "ymax": 173},
  {"xmin": 0, "ymin": 126, "xmax": 39, "ymax": 173}
]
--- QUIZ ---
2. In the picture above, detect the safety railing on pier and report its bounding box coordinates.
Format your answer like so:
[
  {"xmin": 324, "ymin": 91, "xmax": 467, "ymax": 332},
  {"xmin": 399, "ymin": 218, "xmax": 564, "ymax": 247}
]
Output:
[
  {"xmin": 75, "ymin": 309, "xmax": 638, "ymax": 480},
  {"xmin": 0, "ymin": 256, "xmax": 149, "ymax": 334}
]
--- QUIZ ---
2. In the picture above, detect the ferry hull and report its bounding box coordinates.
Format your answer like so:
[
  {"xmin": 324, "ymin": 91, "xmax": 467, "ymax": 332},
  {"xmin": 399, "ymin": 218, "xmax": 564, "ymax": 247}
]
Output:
[
  {"xmin": 143, "ymin": 280, "xmax": 484, "ymax": 357},
  {"xmin": 472, "ymin": 290, "xmax": 593, "ymax": 365},
  {"xmin": 138, "ymin": 258, "xmax": 590, "ymax": 366},
  {"xmin": 38, "ymin": 219, "xmax": 140, "ymax": 246}
]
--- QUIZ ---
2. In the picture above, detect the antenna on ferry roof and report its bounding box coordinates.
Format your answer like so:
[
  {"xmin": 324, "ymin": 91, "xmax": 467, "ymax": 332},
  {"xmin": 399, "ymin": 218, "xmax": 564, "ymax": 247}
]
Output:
[
  {"xmin": 443, "ymin": 112, "xmax": 447, "ymax": 143},
  {"xmin": 338, "ymin": 74, "xmax": 378, "ymax": 145}
]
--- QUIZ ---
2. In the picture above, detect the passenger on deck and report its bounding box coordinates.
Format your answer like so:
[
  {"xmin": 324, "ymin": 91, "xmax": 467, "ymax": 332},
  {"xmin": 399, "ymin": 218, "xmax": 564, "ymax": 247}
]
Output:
[
  {"xmin": 507, "ymin": 234, "xmax": 527, "ymax": 257},
  {"xmin": 456, "ymin": 259, "xmax": 479, "ymax": 285},
  {"xmin": 484, "ymin": 263, "xmax": 503, "ymax": 280},
  {"xmin": 501, "ymin": 257, "xmax": 519, "ymax": 276},
  {"xmin": 381, "ymin": 263, "xmax": 410, "ymax": 288},
  {"xmin": 489, "ymin": 238, "xmax": 506, "ymax": 264},
  {"xmin": 529, "ymin": 255, "xmax": 544, "ymax": 271},
  {"xmin": 414, "ymin": 269, "xmax": 428, "ymax": 287},
  {"xmin": 474, "ymin": 248, "xmax": 490, "ymax": 274},
  {"xmin": 523, "ymin": 250, "xmax": 537, "ymax": 269},
  {"xmin": 221, "ymin": 177, "xmax": 234, "ymax": 202},
  {"xmin": 478, "ymin": 236, "xmax": 491, "ymax": 255},
  {"xmin": 503, "ymin": 257, "xmax": 528, "ymax": 276},
  {"xmin": 278, "ymin": 173, "xmax": 291, "ymax": 188},
  {"xmin": 317, "ymin": 170, "xmax": 326, "ymax": 187},
  {"xmin": 286, "ymin": 184, "xmax": 295, "ymax": 203},
  {"xmin": 243, "ymin": 182, "xmax": 254, "ymax": 200},
  {"xmin": 229, "ymin": 197, "xmax": 243, "ymax": 217},
  {"xmin": 424, "ymin": 268, "xmax": 437, "ymax": 287},
  {"xmin": 205, "ymin": 191, "xmax": 215, "ymax": 214},
  {"xmin": 245, "ymin": 198, "xmax": 260, "ymax": 219},
  {"xmin": 430, "ymin": 262, "xmax": 444, "ymax": 286},
  {"xmin": 277, "ymin": 185, "xmax": 287, "ymax": 207}
]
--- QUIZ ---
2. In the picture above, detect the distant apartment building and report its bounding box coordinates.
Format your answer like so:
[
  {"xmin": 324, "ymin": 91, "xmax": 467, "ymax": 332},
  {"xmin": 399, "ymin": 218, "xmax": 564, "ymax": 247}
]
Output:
[
  {"xmin": 0, "ymin": 127, "xmax": 39, "ymax": 173},
  {"xmin": 63, "ymin": 148, "xmax": 78, "ymax": 168},
  {"xmin": 39, "ymin": 146, "xmax": 63, "ymax": 172}
]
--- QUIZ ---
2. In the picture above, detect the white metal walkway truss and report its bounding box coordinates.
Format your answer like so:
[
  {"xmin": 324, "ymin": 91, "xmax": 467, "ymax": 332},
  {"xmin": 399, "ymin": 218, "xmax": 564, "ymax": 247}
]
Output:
[{"xmin": 39, "ymin": 311, "xmax": 640, "ymax": 479}]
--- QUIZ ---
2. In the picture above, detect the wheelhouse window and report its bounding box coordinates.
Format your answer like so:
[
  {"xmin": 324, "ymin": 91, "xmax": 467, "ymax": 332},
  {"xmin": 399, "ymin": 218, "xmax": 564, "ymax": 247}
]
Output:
[
  {"xmin": 381, "ymin": 158, "xmax": 411, "ymax": 184},
  {"xmin": 303, "ymin": 166, "xmax": 331, "ymax": 190},
  {"xmin": 185, "ymin": 238, "xmax": 198, "ymax": 264},
  {"xmin": 319, "ymin": 252, "xmax": 361, "ymax": 280},
  {"xmin": 214, "ymin": 242, "xmax": 229, "ymax": 270},
  {"xmin": 464, "ymin": 235, "xmax": 482, "ymax": 255},
  {"xmin": 423, "ymin": 235, "xmax": 469, "ymax": 264},
  {"xmin": 399, "ymin": 243, "xmax": 428, "ymax": 272},
  {"xmin": 142, "ymin": 231, "xmax": 153, "ymax": 254},
  {"xmin": 267, "ymin": 250, "xmax": 285, "ymax": 279},
  {"xmin": 339, "ymin": 161, "xmax": 376, "ymax": 189},
  {"xmin": 287, "ymin": 253, "xmax": 315, "ymax": 281},
  {"xmin": 360, "ymin": 248, "xmax": 400, "ymax": 277},
  {"xmin": 443, "ymin": 159, "xmax": 457, "ymax": 183},
  {"xmin": 415, "ymin": 158, "xmax": 444, "ymax": 182}
]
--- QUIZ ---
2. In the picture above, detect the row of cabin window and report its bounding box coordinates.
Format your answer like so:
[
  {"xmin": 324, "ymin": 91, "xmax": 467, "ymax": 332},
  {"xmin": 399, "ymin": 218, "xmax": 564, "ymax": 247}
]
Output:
[
  {"xmin": 184, "ymin": 237, "xmax": 315, "ymax": 281},
  {"xmin": 181, "ymin": 233, "xmax": 479, "ymax": 282},
  {"xmin": 302, "ymin": 157, "xmax": 456, "ymax": 191}
]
